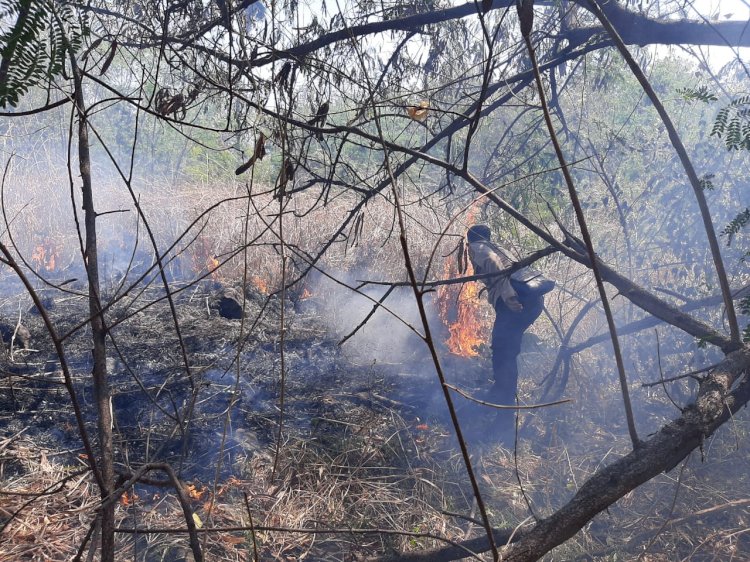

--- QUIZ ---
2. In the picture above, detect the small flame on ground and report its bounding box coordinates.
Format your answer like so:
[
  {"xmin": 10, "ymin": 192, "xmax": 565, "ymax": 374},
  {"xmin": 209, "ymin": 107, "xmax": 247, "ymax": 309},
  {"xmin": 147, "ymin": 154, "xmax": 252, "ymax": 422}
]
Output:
[
  {"xmin": 190, "ymin": 238, "xmax": 224, "ymax": 281},
  {"xmin": 120, "ymin": 490, "xmax": 138, "ymax": 506},
  {"xmin": 31, "ymin": 238, "xmax": 59, "ymax": 272},
  {"xmin": 251, "ymin": 275, "xmax": 269, "ymax": 294},
  {"xmin": 207, "ymin": 255, "xmax": 220, "ymax": 273}
]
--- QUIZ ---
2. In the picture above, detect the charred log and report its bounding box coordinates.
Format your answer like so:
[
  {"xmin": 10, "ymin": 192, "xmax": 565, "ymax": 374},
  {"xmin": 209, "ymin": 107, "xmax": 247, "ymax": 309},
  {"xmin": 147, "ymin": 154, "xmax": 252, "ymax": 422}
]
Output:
[{"xmin": 218, "ymin": 288, "xmax": 245, "ymax": 319}]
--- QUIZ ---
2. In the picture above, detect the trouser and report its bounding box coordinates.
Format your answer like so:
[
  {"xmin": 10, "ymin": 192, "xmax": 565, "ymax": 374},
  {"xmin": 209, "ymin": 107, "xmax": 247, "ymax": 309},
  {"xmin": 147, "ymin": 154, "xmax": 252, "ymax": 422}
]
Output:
[{"xmin": 489, "ymin": 294, "xmax": 544, "ymax": 417}]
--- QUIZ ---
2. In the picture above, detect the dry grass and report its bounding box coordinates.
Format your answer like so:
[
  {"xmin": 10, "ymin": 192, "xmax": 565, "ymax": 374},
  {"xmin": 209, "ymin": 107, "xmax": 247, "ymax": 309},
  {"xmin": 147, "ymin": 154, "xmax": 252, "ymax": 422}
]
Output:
[
  {"xmin": 1, "ymin": 353, "xmax": 749, "ymax": 561},
  {"xmin": 0, "ymin": 165, "xmax": 747, "ymax": 561},
  {"xmin": 0, "ymin": 435, "xmax": 97, "ymax": 561}
]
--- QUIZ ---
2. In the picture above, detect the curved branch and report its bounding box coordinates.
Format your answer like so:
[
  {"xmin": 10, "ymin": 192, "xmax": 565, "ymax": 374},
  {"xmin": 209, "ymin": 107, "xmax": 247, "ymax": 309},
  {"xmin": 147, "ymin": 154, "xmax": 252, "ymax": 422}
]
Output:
[
  {"xmin": 378, "ymin": 346, "xmax": 750, "ymax": 562},
  {"xmin": 250, "ymin": 1, "xmax": 750, "ymax": 66}
]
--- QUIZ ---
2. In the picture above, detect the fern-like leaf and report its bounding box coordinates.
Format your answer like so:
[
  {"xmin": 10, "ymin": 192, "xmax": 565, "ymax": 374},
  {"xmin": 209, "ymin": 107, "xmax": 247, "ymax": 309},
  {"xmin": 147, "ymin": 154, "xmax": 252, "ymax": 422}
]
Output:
[
  {"xmin": 677, "ymin": 86, "xmax": 718, "ymax": 103},
  {"xmin": 0, "ymin": 0, "xmax": 86, "ymax": 108},
  {"xmin": 711, "ymin": 97, "xmax": 750, "ymax": 150},
  {"xmin": 721, "ymin": 208, "xmax": 750, "ymax": 246}
]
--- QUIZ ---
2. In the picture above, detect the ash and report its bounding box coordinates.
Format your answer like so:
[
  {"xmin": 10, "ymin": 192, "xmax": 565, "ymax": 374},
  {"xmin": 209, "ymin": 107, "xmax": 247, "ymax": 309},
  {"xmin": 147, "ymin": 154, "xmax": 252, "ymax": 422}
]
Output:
[{"xmin": 0, "ymin": 280, "xmax": 466, "ymax": 481}]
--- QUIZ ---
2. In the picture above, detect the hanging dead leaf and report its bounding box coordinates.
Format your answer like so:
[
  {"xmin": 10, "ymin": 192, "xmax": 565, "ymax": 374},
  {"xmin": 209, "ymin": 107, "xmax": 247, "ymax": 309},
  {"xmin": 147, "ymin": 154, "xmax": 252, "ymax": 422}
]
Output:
[
  {"xmin": 457, "ymin": 238, "xmax": 467, "ymax": 274},
  {"xmin": 82, "ymin": 37, "xmax": 104, "ymax": 61},
  {"xmin": 192, "ymin": 512, "xmax": 203, "ymax": 529},
  {"xmin": 407, "ymin": 100, "xmax": 429, "ymax": 121},
  {"xmin": 154, "ymin": 88, "xmax": 187, "ymax": 118},
  {"xmin": 235, "ymin": 133, "xmax": 267, "ymax": 175},
  {"xmin": 274, "ymin": 61, "xmax": 292, "ymax": 88},
  {"xmin": 99, "ymin": 40, "xmax": 118, "ymax": 76},
  {"xmin": 275, "ymin": 157, "xmax": 295, "ymax": 198}
]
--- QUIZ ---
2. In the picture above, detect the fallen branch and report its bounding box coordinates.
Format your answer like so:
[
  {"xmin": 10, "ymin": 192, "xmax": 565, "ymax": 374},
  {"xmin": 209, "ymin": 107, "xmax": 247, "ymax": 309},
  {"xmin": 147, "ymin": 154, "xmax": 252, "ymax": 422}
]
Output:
[
  {"xmin": 374, "ymin": 346, "xmax": 750, "ymax": 562},
  {"xmin": 446, "ymin": 384, "xmax": 572, "ymax": 410},
  {"xmin": 358, "ymin": 246, "xmax": 558, "ymax": 289}
]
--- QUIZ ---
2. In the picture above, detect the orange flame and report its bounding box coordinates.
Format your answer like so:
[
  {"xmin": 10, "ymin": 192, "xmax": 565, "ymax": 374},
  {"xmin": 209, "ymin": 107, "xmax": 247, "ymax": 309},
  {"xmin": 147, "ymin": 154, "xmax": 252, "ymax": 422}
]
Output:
[
  {"xmin": 31, "ymin": 238, "xmax": 59, "ymax": 272},
  {"xmin": 185, "ymin": 483, "xmax": 206, "ymax": 500},
  {"xmin": 251, "ymin": 275, "xmax": 269, "ymax": 294},
  {"xmin": 437, "ymin": 207, "xmax": 492, "ymax": 357},
  {"xmin": 438, "ymin": 261, "xmax": 490, "ymax": 357},
  {"xmin": 120, "ymin": 490, "xmax": 138, "ymax": 506},
  {"xmin": 191, "ymin": 238, "xmax": 223, "ymax": 281},
  {"xmin": 208, "ymin": 255, "xmax": 220, "ymax": 273}
]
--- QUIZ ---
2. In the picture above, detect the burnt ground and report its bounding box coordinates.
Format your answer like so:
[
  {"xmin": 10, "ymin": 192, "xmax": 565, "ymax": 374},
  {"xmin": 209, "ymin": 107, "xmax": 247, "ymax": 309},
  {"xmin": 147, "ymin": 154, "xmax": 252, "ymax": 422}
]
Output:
[
  {"xmin": 2, "ymin": 277, "xmax": 749, "ymax": 561},
  {"xmin": 0, "ymin": 278, "xmax": 496, "ymax": 560}
]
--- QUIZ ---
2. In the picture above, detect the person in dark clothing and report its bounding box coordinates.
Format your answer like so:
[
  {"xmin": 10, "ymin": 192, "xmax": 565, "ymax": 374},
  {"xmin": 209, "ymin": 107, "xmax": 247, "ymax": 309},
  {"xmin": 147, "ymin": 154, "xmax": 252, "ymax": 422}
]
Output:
[{"xmin": 466, "ymin": 225, "xmax": 545, "ymax": 434}]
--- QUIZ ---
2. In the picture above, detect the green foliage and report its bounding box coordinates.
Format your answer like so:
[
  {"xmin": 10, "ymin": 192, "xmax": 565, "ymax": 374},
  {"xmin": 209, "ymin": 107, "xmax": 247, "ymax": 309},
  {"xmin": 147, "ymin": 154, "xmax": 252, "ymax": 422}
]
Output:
[
  {"xmin": 698, "ymin": 173, "xmax": 715, "ymax": 191},
  {"xmin": 676, "ymin": 86, "xmax": 718, "ymax": 103},
  {"xmin": 740, "ymin": 296, "xmax": 750, "ymax": 343},
  {"xmin": 0, "ymin": 0, "xmax": 86, "ymax": 108},
  {"xmin": 721, "ymin": 207, "xmax": 750, "ymax": 246},
  {"xmin": 711, "ymin": 96, "xmax": 750, "ymax": 151}
]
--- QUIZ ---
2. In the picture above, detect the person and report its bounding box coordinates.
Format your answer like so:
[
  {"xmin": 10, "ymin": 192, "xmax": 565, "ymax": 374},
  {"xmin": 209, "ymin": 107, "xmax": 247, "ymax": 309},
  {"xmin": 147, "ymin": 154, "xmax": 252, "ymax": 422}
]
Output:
[{"xmin": 466, "ymin": 224, "xmax": 545, "ymax": 435}]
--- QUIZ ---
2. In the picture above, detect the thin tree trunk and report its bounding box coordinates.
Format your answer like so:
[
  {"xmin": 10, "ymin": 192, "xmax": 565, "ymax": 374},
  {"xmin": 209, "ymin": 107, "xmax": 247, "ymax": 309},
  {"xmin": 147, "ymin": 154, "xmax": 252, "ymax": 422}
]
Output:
[{"xmin": 72, "ymin": 64, "xmax": 116, "ymax": 562}]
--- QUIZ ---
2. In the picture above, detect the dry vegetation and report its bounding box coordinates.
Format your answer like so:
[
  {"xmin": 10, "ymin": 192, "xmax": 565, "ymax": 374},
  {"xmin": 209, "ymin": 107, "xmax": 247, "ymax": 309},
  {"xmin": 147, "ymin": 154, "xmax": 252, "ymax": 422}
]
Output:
[{"xmin": 1, "ymin": 166, "xmax": 748, "ymax": 560}]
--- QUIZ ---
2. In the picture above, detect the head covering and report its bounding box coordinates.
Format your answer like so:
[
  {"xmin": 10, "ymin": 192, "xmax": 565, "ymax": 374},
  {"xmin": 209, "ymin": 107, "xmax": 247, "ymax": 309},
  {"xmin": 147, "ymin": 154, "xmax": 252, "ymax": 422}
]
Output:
[{"xmin": 467, "ymin": 224, "xmax": 491, "ymax": 242}]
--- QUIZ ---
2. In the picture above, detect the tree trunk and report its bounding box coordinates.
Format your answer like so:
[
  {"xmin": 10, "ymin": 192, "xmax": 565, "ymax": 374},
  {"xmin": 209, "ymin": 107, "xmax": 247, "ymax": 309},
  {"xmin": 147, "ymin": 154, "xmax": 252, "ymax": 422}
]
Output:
[{"xmin": 73, "ymin": 71, "xmax": 116, "ymax": 562}]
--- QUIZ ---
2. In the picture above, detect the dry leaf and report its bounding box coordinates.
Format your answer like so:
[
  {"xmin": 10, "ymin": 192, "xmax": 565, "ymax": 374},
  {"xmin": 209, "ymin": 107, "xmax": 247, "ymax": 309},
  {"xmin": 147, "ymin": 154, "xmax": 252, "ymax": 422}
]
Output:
[
  {"xmin": 457, "ymin": 238, "xmax": 467, "ymax": 274},
  {"xmin": 222, "ymin": 535, "xmax": 246, "ymax": 546},
  {"xmin": 235, "ymin": 133, "xmax": 267, "ymax": 175},
  {"xmin": 192, "ymin": 512, "xmax": 203, "ymax": 529},
  {"xmin": 407, "ymin": 100, "xmax": 429, "ymax": 121},
  {"xmin": 82, "ymin": 37, "xmax": 104, "ymax": 61},
  {"xmin": 100, "ymin": 40, "xmax": 118, "ymax": 76}
]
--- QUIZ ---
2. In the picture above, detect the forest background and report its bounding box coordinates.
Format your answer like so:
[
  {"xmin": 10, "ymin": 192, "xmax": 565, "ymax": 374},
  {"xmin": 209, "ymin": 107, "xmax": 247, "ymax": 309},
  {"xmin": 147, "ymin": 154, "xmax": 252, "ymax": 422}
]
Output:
[{"xmin": 0, "ymin": 0, "xmax": 749, "ymax": 560}]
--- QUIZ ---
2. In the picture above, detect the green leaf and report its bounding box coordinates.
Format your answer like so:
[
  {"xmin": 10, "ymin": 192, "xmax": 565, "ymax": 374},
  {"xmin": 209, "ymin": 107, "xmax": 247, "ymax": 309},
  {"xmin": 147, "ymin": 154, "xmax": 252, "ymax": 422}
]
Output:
[
  {"xmin": 677, "ymin": 86, "xmax": 718, "ymax": 103},
  {"xmin": 711, "ymin": 98, "xmax": 750, "ymax": 150},
  {"xmin": 0, "ymin": 0, "xmax": 85, "ymax": 108},
  {"xmin": 698, "ymin": 173, "xmax": 715, "ymax": 191},
  {"xmin": 721, "ymin": 208, "xmax": 750, "ymax": 246}
]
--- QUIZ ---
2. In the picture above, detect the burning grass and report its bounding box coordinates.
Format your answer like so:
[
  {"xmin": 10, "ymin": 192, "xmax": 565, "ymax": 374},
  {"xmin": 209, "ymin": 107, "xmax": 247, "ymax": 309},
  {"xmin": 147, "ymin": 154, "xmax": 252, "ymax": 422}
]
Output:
[{"xmin": 1, "ymin": 170, "xmax": 748, "ymax": 560}]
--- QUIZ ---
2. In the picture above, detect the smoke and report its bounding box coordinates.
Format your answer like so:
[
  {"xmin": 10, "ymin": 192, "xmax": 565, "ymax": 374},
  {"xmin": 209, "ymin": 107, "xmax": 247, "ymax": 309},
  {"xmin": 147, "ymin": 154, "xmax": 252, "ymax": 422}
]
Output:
[{"xmin": 304, "ymin": 268, "xmax": 435, "ymax": 368}]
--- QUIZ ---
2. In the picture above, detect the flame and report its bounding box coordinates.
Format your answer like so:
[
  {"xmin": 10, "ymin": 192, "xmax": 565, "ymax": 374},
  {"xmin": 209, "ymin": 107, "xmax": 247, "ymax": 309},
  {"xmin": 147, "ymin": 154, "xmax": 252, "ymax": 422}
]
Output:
[
  {"xmin": 208, "ymin": 255, "xmax": 220, "ymax": 273},
  {"xmin": 251, "ymin": 275, "xmax": 269, "ymax": 294},
  {"xmin": 438, "ymin": 261, "xmax": 490, "ymax": 357},
  {"xmin": 190, "ymin": 238, "xmax": 223, "ymax": 281},
  {"xmin": 437, "ymin": 208, "xmax": 492, "ymax": 357},
  {"xmin": 31, "ymin": 238, "xmax": 59, "ymax": 272},
  {"xmin": 185, "ymin": 483, "xmax": 206, "ymax": 500},
  {"xmin": 120, "ymin": 490, "xmax": 138, "ymax": 506},
  {"xmin": 300, "ymin": 287, "xmax": 312, "ymax": 299}
]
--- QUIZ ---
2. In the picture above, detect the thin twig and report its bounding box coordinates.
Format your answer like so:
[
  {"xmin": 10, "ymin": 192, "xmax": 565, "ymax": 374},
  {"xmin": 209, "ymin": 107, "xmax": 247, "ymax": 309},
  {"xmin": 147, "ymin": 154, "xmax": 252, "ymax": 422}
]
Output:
[
  {"xmin": 654, "ymin": 329, "xmax": 683, "ymax": 411},
  {"xmin": 586, "ymin": 0, "xmax": 741, "ymax": 348},
  {"xmin": 641, "ymin": 364, "xmax": 718, "ymax": 387},
  {"xmin": 445, "ymin": 383, "xmax": 572, "ymax": 410},
  {"xmin": 637, "ymin": 456, "xmax": 689, "ymax": 560},
  {"xmin": 242, "ymin": 492, "xmax": 260, "ymax": 562},
  {"xmin": 519, "ymin": 1, "xmax": 640, "ymax": 449},
  {"xmin": 512, "ymin": 398, "xmax": 537, "ymax": 521}
]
